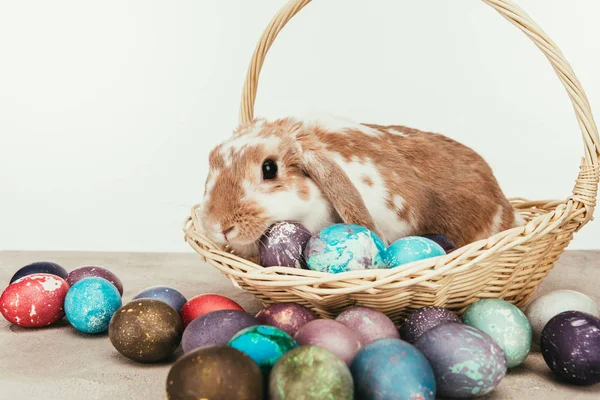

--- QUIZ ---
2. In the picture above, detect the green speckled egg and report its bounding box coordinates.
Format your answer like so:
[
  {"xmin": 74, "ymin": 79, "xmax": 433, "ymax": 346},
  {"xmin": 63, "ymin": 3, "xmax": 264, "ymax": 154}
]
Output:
[
  {"xmin": 462, "ymin": 299, "xmax": 532, "ymax": 368},
  {"xmin": 269, "ymin": 346, "xmax": 353, "ymax": 400}
]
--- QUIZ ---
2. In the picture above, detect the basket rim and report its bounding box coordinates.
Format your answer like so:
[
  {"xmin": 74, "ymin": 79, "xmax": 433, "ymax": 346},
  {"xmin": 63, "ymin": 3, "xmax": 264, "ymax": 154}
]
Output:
[{"xmin": 183, "ymin": 197, "xmax": 586, "ymax": 295}]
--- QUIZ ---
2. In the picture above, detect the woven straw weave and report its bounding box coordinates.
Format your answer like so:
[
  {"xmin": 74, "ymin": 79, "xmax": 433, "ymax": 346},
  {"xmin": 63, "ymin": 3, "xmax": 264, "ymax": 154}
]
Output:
[{"xmin": 184, "ymin": 0, "xmax": 599, "ymax": 325}]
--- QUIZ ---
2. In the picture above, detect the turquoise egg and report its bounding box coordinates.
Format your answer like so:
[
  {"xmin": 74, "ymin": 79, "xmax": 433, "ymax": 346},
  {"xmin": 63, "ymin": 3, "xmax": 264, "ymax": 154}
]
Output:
[
  {"xmin": 304, "ymin": 224, "xmax": 387, "ymax": 273},
  {"xmin": 462, "ymin": 299, "xmax": 532, "ymax": 368},
  {"xmin": 64, "ymin": 277, "xmax": 122, "ymax": 334},
  {"xmin": 386, "ymin": 236, "xmax": 445, "ymax": 268},
  {"xmin": 228, "ymin": 325, "xmax": 298, "ymax": 373}
]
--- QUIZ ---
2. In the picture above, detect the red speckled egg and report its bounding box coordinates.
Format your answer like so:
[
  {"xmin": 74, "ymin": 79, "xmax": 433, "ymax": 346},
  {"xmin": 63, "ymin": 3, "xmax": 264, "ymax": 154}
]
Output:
[
  {"xmin": 180, "ymin": 294, "xmax": 244, "ymax": 326},
  {"xmin": 0, "ymin": 274, "xmax": 70, "ymax": 328}
]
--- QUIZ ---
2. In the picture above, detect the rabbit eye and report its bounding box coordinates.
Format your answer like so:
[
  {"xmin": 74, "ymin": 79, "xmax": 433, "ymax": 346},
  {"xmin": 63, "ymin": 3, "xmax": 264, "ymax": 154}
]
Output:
[{"xmin": 262, "ymin": 159, "xmax": 278, "ymax": 180}]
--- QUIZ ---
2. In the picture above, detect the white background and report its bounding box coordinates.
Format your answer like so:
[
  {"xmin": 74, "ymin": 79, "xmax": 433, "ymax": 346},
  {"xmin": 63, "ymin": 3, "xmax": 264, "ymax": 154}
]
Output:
[{"xmin": 1, "ymin": 0, "xmax": 599, "ymax": 252}]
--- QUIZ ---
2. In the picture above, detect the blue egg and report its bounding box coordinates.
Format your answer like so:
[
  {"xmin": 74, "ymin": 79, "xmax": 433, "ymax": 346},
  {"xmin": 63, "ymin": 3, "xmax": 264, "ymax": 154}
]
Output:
[
  {"xmin": 304, "ymin": 224, "xmax": 387, "ymax": 273},
  {"xmin": 228, "ymin": 325, "xmax": 298, "ymax": 373},
  {"xmin": 351, "ymin": 338, "xmax": 436, "ymax": 400},
  {"xmin": 132, "ymin": 285, "xmax": 187, "ymax": 312},
  {"xmin": 386, "ymin": 236, "xmax": 445, "ymax": 268},
  {"xmin": 10, "ymin": 261, "xmax": 68, "ymax": 283},
  {"xmin": 64, "ymin": 277, "xmax": 122, "ymax": 334}
]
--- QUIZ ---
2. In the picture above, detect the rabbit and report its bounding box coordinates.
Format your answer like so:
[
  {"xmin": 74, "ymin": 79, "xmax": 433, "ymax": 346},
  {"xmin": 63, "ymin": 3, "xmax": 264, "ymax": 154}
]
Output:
[{"xmin": 199, "ymin": 114, "xmax": 525, "ymax": 259}]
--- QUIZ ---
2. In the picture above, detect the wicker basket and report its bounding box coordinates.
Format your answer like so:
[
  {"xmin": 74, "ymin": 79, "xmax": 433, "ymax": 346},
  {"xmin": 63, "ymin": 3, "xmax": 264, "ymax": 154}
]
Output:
[{"xmin": 184, "ymin": 0, "xmax": 599, "ymax": 325}]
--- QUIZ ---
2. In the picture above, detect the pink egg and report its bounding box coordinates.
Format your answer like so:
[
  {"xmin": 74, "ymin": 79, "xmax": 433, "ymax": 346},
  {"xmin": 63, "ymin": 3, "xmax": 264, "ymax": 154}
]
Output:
[
  {"xmin": 0, "ymin": 274, "xmax": 70, "ymax": 327},
  {"xmin": 294, "ymin": 319, "xmax": 361, "ymax": 365},
  {"xmin": 335, "ymin": 306, "xmax": 400, "ymax": 345}
]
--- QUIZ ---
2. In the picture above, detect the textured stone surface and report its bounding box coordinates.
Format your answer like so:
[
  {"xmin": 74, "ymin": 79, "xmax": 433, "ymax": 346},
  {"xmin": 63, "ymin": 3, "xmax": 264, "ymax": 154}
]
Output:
[{"xmin": 0, "ymin": 250, "xmax": 599, "ymax": 399}]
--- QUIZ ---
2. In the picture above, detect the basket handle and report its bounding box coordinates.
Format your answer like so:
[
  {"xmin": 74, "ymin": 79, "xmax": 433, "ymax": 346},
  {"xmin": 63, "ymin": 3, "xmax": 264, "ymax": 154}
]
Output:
[{"xmin": 239, "ymin": 0, "xmax": 599, "ymax": 221}]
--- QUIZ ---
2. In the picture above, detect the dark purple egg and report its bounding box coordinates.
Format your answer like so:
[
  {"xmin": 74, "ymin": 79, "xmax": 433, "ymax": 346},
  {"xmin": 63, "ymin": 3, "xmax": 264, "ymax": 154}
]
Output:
[
  {"xmin": 421, "ymin": 234, "xmax": 457, "ymax": 253},
  {"xmin": 335, "ymin": 306, "xmax": 399, "ymax": 345},
  {"xmin": 416, "ymin": 323, "xmax": 507, "ymax": 398},
  {"xmin": 541, "ymin": 311, "xmax": 600, "ymax": 385},
  {"xmin": 256, "ymin": 303, "xmax": 317, "ymax": 336},
  {"xmin": 181, "ymin": 309, "xmax": 259, "ymax": 353},
  {"xmin": 65, "ymin": 266, "xmax": 123, "ymax": 296},
  {"xmin": 10, "ymin": 261, "xmax": 68, "ymax": 283},
  {"xmin": 259, "ymin": 221, "xmax": 312, "ymax": 268},
  {"xmin": 400, "ymin": 306, "xmax": 461, "ymax": 344},
  {"xmin": 294, "ymin": 319, "xmax": 362, "ymax": 366},
  {"xmin": 133, "ymin": 286, "xmax": 187, "ymax": 312}
]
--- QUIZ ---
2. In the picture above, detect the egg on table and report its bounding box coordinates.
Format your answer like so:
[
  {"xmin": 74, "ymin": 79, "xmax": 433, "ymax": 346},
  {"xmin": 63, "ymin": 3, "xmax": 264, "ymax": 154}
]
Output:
[
  {"xmin": 228, "ymin": 325, "xmax": 297, "ymax": 373},
  {"xmin": 180, "ymin": 293, "xmax": 244, "ymax": 326},
  {"xmin": 64, "ymin": 277, "xmax": 122, "ymax": 334},
  {"xmin": 133, "ymin": 285, "xmax": 187, "ymax": 313},
  {"xmin": 294, "ymin": 319, "xmax": 362, "ymax": 365},
  {"xmin": 9, "ymin": 261, "xmax": 68, "ymax": 283},
  {"xmin": 415, "ymin": 323, "xmax": 507, "ymax": 398},
  {"xmin": 1, "ymin": 274, "xmax": 69, "ymax": 328},
  {"xmin": 65, "ymin": 266, "xmax": 123, "ymax": 296},
  {"xmin": 182, "ymin": 309, "xmax": 259, "ymax": 353},
  {"xmin": 400, "ymin": 306, "xmax": 461, "ymax": 344},
  {"xmin": 304, "ymin": 224, "xmax": 387, "ymax": 273},
  {"xmin": 462, "ymin": 299, "xmax": 532, "ymax": 368},
  {"xmin": 270, "ymin": 346, "xmax": 353, "ymax": 400},
  {"xmin": 255, "ymin": 302, "xmax": 316, "ymax": 336},
  {"xmin": 335, "ymin": 306, "xmax": 399, "ymax": 345},
  {"xmin": 525, "ymin": 289, "xmax": 599, "ymax": 344}
]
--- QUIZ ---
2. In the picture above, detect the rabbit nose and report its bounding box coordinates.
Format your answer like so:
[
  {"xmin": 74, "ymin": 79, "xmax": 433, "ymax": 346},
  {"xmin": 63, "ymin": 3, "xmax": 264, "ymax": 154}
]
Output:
[{"xmin": 222, "ymin": 225, "xmax": 236, "ymax": 240}]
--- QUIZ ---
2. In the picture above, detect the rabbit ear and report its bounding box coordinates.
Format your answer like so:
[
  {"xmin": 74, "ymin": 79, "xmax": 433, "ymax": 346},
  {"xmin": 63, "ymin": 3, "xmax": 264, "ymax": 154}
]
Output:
[{"xmin": 300, "ymin": 150, "xmax": 388, "ymax": 244}]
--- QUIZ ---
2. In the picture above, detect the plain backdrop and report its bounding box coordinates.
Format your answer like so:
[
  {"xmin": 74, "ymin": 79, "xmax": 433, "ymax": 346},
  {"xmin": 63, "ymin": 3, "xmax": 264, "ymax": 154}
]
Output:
[{"xmin": 1, "ymin": 0, "xmax": 599, "ymax": 253}]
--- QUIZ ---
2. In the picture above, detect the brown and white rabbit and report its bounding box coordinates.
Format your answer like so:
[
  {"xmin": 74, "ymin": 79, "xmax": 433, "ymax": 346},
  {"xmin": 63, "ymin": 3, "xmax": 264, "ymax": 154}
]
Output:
[{"xmin": 199, "ymin": 114, "xmax": 524, "ymax": 259}]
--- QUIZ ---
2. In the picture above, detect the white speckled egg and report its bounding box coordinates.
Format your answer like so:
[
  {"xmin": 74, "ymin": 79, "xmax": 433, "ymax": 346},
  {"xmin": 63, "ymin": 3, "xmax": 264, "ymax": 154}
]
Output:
[{"xmin": 525, "ymin": 290, "xmax": 600, "ymax": 344}]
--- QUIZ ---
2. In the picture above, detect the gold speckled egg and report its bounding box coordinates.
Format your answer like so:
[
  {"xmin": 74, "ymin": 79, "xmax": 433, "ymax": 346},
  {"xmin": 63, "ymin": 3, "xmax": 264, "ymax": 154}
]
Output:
[{"xmin": 109, "ymin": 299, "xmax": 183, "ymax": 363}]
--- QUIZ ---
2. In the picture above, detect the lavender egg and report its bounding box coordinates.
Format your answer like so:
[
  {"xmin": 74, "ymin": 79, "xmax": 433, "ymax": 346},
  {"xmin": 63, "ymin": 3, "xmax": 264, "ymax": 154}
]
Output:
[
  {"xmin": 182, "ymin": 310, "xmax": 259, "ymax": 353},
  {"xmin": 416, "ymin": 323, "xmax": 507, "ymax": 398},
  {"xmin": 256, "ymin": 303, "xmax": 317, "ymax": 336},
  {"xmin": 294, "ymin": 319, "xmax": 362, "ymax": 366},
  {"xmin": 541, "ymin": 311, "xmax": 600, "ymax": 385},
  {"xmin": 335, "ymin": 307, "xmax": 399, "ymax": 345},
  {"xmin": 133, "ymin": 286, "xmax": 187, "ymax": 313},
  {"xmin": 65, "ymin": 266, "xmax": 124, "ymax": 296},
  {"xmin": 400, "ymin": 306, "xmax": 461, "ymax": 344},
  {"xmin": 259, "ymin": 221, "xmax": 312, "ymax": 268}
]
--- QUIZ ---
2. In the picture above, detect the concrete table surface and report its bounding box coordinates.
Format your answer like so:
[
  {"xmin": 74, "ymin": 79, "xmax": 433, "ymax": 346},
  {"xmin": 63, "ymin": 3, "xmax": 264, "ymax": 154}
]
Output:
[{"xmin": 0, "ymin": 250, "xmax": 599, "ymax": 400}]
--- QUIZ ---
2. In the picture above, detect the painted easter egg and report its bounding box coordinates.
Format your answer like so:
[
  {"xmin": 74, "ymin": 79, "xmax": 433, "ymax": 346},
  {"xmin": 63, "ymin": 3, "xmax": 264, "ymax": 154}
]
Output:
[
  {"xmin": 65, "ymin": 266, "xmax": 124, "ymax": 296},
  {"xmin": 526, "ymin": 290, "xmax": 599, "ymax": 344},
  {"xmin": 386, "ymin": 236, "xmax": 445, "ymax": 268},
  {"xmin": 421, "ymin": 233, "xmax": 457, "ymax": 253},
  {"xmin": 400, "ymin": 306, "xmax": 461, "ymax": 344},
  {"xmin": 133, "ymin": 286, "xmax": 187, "ymax": 312},
  {"xmin": 304, "ymin": 224, "xmax": 387, "ymax": 273},
  {"xmin": 259, "ymin": 221, "xmax": 312, "ymax": 268},
  {"xmin": 463, "ymin": 299, "xmax": 532, "ymax": 368},
  {"xmin": 109, "ymin": 299, "xmax": 183, "ymax": 362},
  {"xmin": 415, "ymin": 323, "xmax": 507, "ymax": 398},
  {"xmin": 9, "ymin": 261, "xmax": 68, "ymax": 283},
  {"xmin": 335, "ymin": 306, "xmax": 399, "ymax": 345},
  {"xmin": 64, "ymin": 277, "xmax": 122, "ymax": 334},
  {"xmin": 270, "ymin": 346, "xmax": 353, "ymax": 400},
  {"xmin": 0, "ymin": 274, "xmax": 69, "ymax": 328},
  {"xmin": 294, "ymin": 319, "xmax": 362, "ymax": 365},
  {"xmin": 166, "ymin": 345, "xmax": 263, "ymax": 400},
  {"xmin": 228, "ymin": 325, "xmax": 297, "ymax": 373},
  {"xmin": 540, "ymin": 311, "xmax": 600, "ymax": 385},
  {"xmin": 351, "ymin": 338, "xmax": 436, "ymax": 400},
  {"xmin": 182, "ymin": 309, "xmax": 259, "ymax": 353},
  {"xmin": 180, "ymin": 293, "xmax": 244, "ymax": 326},
  {"xmin": 255, "ymin": 302, "xmax": 316, "ymax": 336}
]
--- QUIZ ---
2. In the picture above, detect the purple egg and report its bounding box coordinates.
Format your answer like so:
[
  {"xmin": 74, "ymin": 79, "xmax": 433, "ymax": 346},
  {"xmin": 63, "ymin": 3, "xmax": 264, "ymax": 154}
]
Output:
[
  {"xmin": 335, "ymin": 307, "xmax": 399, "ymax": 345},
  {"xmin": 10, "ymin": 261, "xmax": 68, "ymax": 283},
  {"xmin": 400, "ymin": 306, "xmax": 461, "ymax": 344},
  {"xmin": 294, "ymin": 319, "xmax": 362, "ymax": 366},
  {"xmin": 256, "ymin": 303, "xmax": 317, "ymax": 336},
  {"xmin": 132, "ymin": 286, "xmax": 187, "ymax": 312},
  {"xmin": 182, "ymin": 310, "xmax": 259, "ymax": 353},
  {"xmin": 421, "ymin": 234, "xmax": 457, "ymax": 253},
  {"xmin": 541, "ymin": 311, "xmax": 600, "ymax": 385},
  {"xmin": 65, "ymin": 266, "xmax": 123, "ymax": 296},
  {"xmin": 259, "ymin": 221, "xmax": 312, "ymax": 268},
  {"xmin": 416, "ymin": 323, "xmax": 507, "ymax": 398}
]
